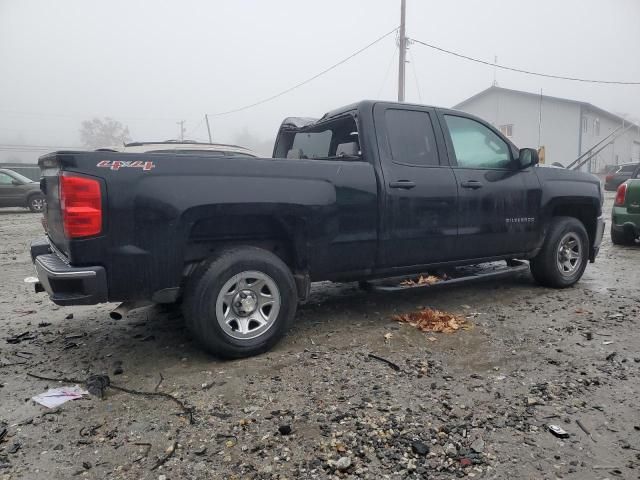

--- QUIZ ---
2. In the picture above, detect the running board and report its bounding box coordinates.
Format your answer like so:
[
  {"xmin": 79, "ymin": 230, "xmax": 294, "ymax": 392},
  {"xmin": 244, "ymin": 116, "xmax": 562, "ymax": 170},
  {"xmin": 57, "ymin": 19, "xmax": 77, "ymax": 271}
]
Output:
[{"xmin": 363, "ymin": 260, "xmax": 529, "ymax": 293}]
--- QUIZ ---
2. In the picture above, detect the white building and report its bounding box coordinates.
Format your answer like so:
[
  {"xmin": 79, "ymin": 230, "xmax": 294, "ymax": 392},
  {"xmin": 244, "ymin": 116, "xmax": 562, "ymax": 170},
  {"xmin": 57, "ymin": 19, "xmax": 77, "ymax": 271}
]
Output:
[{"xmin": 454, "ymin": 86, "xmax": 640, "ymax": 172}]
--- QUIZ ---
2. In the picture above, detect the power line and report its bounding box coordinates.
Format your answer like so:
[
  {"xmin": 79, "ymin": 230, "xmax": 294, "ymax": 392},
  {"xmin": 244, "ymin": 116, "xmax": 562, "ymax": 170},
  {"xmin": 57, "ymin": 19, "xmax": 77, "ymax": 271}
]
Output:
[
  {"xmin": 410, "ymin": 38, "xmax": 640, "ymax": 85},
  {"xmin": 207, "ymin": 26, "xmax": 399, "ymax": 117},
  {"xmin": 407, "ymin": 47, "xmax": 422, "ymax": 103},
  {"xmin": 377, "ymin": 42, "xmax": 398, "ymax": 97}
]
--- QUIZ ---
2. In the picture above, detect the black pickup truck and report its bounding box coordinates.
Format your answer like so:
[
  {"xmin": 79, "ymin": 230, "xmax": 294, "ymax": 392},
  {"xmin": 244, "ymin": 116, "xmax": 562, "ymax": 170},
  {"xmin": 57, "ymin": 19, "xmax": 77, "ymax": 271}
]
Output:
[{"xmin": 31, "ymin": 100, "xmax": 605, "ymax": 358}]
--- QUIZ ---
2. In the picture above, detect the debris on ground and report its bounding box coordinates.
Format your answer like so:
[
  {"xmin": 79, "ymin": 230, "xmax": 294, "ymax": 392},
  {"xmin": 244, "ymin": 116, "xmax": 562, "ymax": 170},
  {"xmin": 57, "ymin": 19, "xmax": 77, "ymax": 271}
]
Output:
[
  {"xmin": 548, "ymin": 425, "xmax": 570, "ymax": 439},
  {"xmin": 576, "ymin": 419, "xmax": 596, "ymax": 442},
  {"xmin": 112, "ymin": 360, "xmax": 124, "ymax": 375},
  {"xmin": 400, "ymin": 274, "xmax": 445, "ymax": 287},
  {"xmin": 278, "ymin": 424, "xmax": 292, "ymax": 436},
  {"xmin": 6, "ymin": 331, "xmax": 36, "ymax": 344},
  {"xmin": 393, "ymin": 308, "xmax": 468, "ymax": 333},
  {"xmin": 151, "ymin": 441, "xmax": 177, "ymax": 470},
  {"xmin": 32, "ymin": 385, "xmax": 89, "ymax": 408},
  {"xmin": 367, "ymin": 353, "xmax": 401, "ymax": 371},
  {"xmin": 85, "ymin": 374, "xmax": 110, "ymax": 399},
  {"xmin": 7, "ymin": 443, "xmax": 21, "ymax": 454},
  {"xmin": 28, "ymin": 372, "xmax": 195, "ymax": 423}
]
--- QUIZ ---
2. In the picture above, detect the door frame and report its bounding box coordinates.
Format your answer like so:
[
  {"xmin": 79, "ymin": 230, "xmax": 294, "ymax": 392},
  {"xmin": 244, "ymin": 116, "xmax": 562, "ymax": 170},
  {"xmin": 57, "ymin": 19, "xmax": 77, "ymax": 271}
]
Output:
[{"xmin": 372, "ymin": 102, "xmax": 458, "ymax": 268}]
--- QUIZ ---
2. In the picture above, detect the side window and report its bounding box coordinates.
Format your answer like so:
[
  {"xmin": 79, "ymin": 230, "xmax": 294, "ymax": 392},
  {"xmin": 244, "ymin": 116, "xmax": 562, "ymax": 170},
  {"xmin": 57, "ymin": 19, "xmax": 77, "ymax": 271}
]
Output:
[
  {"xmin": 0, "ymin": 173, "xmax": 14, "ymax": 185},
  {"xmin": 385, "ymin": 109, "xmax": 439, "ymax": 166},
  {"xmin": 444, "ymin": 115, "xmax": 511, "ymax": 169}
]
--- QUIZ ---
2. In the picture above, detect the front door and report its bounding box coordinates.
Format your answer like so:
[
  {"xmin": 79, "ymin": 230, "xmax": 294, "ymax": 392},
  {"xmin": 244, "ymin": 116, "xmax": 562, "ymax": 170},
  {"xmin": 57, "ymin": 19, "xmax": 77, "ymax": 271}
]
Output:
[
  {"xmin": 438, "ymin": 112, "xmax": 542, "ymax": 259},
  {"xmin": 374, "ymin": 104, "xmax": 458, "ymax": 268},
  {"xmin": 0, "ymin": 172, "xmax": 22, "ymax": 207}
]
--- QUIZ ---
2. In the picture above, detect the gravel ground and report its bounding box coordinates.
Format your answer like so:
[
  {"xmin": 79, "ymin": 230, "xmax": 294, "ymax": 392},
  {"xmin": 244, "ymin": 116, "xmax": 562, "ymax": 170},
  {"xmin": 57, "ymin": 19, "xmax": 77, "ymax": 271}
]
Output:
[{"xmin": 1, "ymin": 192, "xmax": 639, "ymax": 480}]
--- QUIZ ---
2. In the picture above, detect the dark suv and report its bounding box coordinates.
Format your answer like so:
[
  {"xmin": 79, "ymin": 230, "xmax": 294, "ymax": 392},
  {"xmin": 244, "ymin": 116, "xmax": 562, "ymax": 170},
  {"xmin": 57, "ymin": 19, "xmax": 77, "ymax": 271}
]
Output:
[{"xmin": 0, "ymin": 168, "xmax": 45, "ymax": 212}]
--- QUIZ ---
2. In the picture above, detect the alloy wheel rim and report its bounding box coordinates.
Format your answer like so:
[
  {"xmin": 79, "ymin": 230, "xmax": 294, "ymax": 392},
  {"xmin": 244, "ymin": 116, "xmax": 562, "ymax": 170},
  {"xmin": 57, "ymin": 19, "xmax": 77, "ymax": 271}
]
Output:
[
  {"xmin": 215, "ymin": 270, "xmax": 281, "ymax": 340},
  {"xmin": 31, "ymin": 198, "xmax": 45, "ymax": 211},
  {"xmin": 556, "ymin": 233, "xmax": 582, "ymax": 276}
]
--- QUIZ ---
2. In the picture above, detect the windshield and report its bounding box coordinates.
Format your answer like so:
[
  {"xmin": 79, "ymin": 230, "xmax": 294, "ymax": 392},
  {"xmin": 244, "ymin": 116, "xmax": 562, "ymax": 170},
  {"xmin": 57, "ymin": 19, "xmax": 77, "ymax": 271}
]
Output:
[{"xmin": 6, "ymin": 170, "xmax": 35, "ymax": 183}]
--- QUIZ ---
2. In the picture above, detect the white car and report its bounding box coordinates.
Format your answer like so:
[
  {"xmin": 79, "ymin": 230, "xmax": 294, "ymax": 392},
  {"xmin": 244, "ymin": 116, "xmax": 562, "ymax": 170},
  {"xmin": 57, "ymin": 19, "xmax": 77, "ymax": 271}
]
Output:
[{"xmin": 100, "ymin": 140, "xmax": 258, "ymax": 157}]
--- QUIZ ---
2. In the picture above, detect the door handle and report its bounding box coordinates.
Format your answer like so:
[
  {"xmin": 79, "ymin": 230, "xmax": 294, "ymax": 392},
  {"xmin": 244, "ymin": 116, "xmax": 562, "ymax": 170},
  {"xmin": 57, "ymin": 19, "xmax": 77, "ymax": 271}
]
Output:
[
  {"xmin": 389, "ymin": 180, "xmax": 416, "ymax": 189},
  {"xmin": 461, "ymin": 180, "xmax": 483, "ymax": 189}
]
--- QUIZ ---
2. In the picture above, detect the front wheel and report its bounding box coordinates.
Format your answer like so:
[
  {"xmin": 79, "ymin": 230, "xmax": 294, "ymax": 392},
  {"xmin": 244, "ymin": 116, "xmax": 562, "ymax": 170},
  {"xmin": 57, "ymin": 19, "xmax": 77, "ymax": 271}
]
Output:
[
  {"xmin": 182, "ymin": 247, "xmax": 297, "ymax": 358},
  {"xmin": 28, "ymin": 194, "xmax": 46, "ymax": 213},
  {"xmin": 530, "ymin": 217, "xmax": 589, "ymax": 288}
]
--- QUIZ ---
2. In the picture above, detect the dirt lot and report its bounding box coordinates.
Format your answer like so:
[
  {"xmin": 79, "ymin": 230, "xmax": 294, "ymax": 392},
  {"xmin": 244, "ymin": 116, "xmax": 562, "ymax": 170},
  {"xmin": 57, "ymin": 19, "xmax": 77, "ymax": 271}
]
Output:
[{"xmin": 0, "ymin": 193, "xmax": 639, "ymax": 480}]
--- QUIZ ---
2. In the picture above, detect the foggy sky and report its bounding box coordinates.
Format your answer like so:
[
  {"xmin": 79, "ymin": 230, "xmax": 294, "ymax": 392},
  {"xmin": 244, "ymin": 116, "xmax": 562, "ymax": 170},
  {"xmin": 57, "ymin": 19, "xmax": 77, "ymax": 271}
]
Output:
[{"xmin": 1, "ymin": 0, "xmax": 639, "ymax": 159}]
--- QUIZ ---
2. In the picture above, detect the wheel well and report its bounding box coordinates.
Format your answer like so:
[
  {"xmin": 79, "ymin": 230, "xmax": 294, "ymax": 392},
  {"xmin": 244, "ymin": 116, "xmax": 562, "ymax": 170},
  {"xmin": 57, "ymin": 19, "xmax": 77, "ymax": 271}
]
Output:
[
  {"xmin": 26, "ymin": 191, "xmax": 43, "ymax": 201},
  {"xmin": 183, "ymin": 215, "xmax": 302, "ymax": 271},
  {"xmin": 551, "ymin": 203, "xmax": 597, "ymax": 247}
]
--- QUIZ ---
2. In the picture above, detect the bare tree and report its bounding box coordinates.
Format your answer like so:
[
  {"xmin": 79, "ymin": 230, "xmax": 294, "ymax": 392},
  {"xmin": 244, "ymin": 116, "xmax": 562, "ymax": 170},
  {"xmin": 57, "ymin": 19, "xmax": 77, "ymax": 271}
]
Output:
[{"xmin": 79, "ymin": 117, "xmax": 131, "ymax": 149}]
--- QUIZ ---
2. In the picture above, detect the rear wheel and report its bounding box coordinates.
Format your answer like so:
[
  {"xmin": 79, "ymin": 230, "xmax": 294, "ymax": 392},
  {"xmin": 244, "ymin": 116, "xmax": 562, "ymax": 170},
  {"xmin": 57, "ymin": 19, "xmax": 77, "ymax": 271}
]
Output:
[
  {"xmin": 28, "ymin": 194, "xmax": 46, "ymax": 213},
  {"xmin": 530, "ymin": 217, "xmax": 589, "ymax": 288},
  {"xmin": 182, "ymin": 247, "xmax": 297, "ymax": 358},
  {"xmin": 611, "ymin": 226, "xmax": 636, "ymax": 245}
]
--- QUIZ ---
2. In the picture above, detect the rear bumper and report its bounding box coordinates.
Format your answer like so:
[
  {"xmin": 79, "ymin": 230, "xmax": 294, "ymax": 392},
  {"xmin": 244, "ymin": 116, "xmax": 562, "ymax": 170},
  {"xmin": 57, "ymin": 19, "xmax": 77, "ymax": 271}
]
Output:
[
  {"xmin": 612, "ymin": 206, "xmax": 640, "ymax": 238},
  {"xmin": 30, "ymin": 237, "xmax": 108, "ymax": 306},
  {"xmin": 590, "ymin": 215, "xmax": 605, "ymax": 262}
]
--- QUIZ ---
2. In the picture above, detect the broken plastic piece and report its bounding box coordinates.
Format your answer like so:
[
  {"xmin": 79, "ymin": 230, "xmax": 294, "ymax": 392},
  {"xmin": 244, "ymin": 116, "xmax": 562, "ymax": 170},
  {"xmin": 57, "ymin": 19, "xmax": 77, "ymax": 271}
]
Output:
[{"xmin": 548, "ymin": 424, "xmax": 570, "ymax": 439}]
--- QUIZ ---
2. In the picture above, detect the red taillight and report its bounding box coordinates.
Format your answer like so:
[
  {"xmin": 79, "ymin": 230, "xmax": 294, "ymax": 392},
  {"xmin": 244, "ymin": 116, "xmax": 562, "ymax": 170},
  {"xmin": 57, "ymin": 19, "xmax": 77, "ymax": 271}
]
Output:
[
  {"xmin": 59, "ymin": 174, "xmax": 102, "ymax": 238},
  {"xmin": 605, "ymin": 174, "xmax": 614, "ymax": 182},
  {"xmin": 615, "ymin": 183, "xmax": 628, "ymax": 206}
]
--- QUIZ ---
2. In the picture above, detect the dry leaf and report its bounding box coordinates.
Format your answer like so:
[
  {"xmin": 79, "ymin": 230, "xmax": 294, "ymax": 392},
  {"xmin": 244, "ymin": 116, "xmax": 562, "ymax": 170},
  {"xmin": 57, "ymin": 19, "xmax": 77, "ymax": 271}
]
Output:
[
  {"xmin": 393, "ymin": 308, "xmax": 468, "ymax": 334},
  {"xmin": 400, "ymin": 274, "xmax": 443, "ymax": 287}
]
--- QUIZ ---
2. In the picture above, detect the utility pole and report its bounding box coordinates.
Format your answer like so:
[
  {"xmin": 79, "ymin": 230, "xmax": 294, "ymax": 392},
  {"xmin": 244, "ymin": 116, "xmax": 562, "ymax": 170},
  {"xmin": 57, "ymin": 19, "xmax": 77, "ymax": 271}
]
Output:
[
  {"xmin": 492, "ymin": 55, "xmax": 498, "ymax": 86},
  {"xmin": 205, "ymin": 114, "xmax": 213, "ymax": 143},
  {"xmin": 397, "ymin": 0, "xmax": 407, "ymax": 102},
  {"xmin": 177, "ymin": 120, "xmax": 186, "ymax": 141}
]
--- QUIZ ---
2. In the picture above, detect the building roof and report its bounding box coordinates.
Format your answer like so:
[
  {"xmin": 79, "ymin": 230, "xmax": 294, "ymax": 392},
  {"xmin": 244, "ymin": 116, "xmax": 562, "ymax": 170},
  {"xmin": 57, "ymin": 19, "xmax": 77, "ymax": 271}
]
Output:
[{"xmin": 454, "ymin": 85, "xmax": 639, "ymax": 128}]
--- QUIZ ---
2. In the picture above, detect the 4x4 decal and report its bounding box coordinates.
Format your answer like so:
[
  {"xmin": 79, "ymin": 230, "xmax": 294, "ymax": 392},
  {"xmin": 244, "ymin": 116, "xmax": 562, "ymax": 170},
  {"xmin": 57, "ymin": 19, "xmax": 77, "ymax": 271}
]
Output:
[{"xmin": 97, "ymin": 160, "xmax": 155, "ymax": 171}]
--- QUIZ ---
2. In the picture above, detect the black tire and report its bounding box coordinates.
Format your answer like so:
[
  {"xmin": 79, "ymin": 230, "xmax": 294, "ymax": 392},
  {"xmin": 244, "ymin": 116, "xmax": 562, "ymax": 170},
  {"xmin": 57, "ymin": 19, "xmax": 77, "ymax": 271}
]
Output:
[
  {"xmin": 182, "ymin": 246, "xmax": 297, "ymax": 359},
  {"xmin": 611, "ymin": 226, "xmax": 636, "ymax": 246},
  {"xmin": 27, "ymin": 193, "xmax": 46, "ymax": 213},
  {"xmin": 530, "ymin": 216, "xmax": 589, "ymax": 288}
]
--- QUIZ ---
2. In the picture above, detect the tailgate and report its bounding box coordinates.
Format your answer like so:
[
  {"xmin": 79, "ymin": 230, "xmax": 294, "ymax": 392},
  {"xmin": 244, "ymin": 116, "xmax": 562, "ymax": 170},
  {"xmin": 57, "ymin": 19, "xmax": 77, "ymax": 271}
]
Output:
[{"xmin": 39, "ymin": 154, "xmax": 68, "ymax": 255}]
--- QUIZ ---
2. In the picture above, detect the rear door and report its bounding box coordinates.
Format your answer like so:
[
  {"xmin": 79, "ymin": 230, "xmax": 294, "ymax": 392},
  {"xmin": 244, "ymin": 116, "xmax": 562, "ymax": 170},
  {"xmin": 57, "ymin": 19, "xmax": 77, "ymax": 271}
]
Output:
[
  {"xmin": 438, "ymin": 112, "xmax": 542, "ymax": 259},
  {"xmin": 374, "ymin": 103, "xmax": 458, "ymax": 268}
]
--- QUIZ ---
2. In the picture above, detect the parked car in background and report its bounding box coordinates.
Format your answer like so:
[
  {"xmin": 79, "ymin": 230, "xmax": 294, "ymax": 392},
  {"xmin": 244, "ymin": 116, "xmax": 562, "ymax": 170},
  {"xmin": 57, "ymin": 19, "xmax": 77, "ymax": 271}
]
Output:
[
  {"xmin": 611, "ymin": 164, "xmax": 640, "ymax": 245},
  {"xmin": 0, "ymin": 168, "xmax": 45, "ymax": 212},
  {"xmin": 0, "ymin": 163, "xmax": 41, "ymax": 181},
  {"xmin": 101, "ymin": 140, "xmax": 258, "ymax": 157},
  {"xmin": 605, "ymin": 163, "xmax": 640, "ymax": 191}
]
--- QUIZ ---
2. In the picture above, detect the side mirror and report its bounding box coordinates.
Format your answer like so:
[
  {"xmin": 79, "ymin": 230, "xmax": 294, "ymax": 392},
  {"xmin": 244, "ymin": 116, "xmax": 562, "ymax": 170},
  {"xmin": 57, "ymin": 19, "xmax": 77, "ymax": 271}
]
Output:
[
  {"xmin": 11, "ymin": 179, "xmax": 21, "ymax": 186},
  {"xmin": 518, "ymin": 148, "xmax": 539, "ymax": 168}
]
